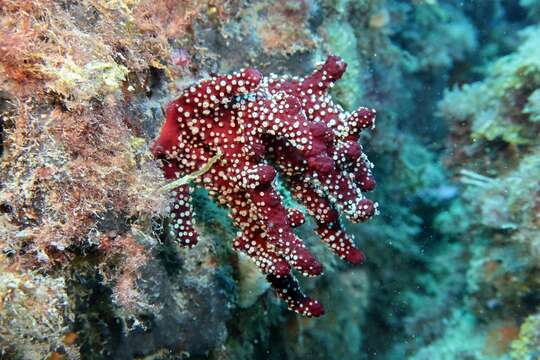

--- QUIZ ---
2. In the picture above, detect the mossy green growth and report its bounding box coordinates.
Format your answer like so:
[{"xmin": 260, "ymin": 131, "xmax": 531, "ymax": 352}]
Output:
[
  {"xmin": 409, "ymin": 310, "xmax": 487, "ymax": 359},
  {"xmin": 433, "ymin": 199, "xmax": 471, "ymax": 237},
  {"xmin": 321, "ymin": 17, "xmax": 364, "ymax": 109},
  {"xmin": 523, "ymin": 88, "xmax": 540, "ymax": 122},
  {"xmin": 439, "ymin": 26, "xmax": 540, "ymax": 145},
  {"xmin": 401, "ymin": 1, "xmax": 477, "ymax": 71},
  {"xmin": 510, "ymin": 313, "xmax": 540, "ymax": 359},
  {"xmin": 49, "ymin": 58, "xmax": 129, "ymax": 107},
  {"xmin": 461, "ymin": 152, "xmax": 540, "ymax": 233},
  {"xmin": 398, "ymin": 139, "xmax": 447, "ymax": 192}
]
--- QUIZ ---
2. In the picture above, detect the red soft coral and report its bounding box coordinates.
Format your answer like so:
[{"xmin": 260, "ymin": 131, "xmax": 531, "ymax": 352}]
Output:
[{"xmin": 153, "ymin": 55, "xmax": 377, "ymax": 317}]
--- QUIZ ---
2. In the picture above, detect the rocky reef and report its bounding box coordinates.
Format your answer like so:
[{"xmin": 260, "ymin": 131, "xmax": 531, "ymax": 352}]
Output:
[{"xmin": 1, "ymin": 0, "xmax": 539, "ymax": 359}]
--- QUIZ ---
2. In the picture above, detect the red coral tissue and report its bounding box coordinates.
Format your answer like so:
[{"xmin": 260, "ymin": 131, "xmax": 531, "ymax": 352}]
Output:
[{"xmin": 152, "ymin": 55, "xmax": 377, "ymax": 317}]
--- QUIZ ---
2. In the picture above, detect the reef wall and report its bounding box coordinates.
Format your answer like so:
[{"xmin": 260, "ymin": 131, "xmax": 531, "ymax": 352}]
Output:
[{"xmin": 1, "ymin": 0, "xmax": 539, "ymax": 359}]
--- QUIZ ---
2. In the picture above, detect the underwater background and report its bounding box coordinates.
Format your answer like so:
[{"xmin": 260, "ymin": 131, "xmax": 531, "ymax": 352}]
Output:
[{"xmin": 1, "ymin": 0, "xmax": 540, "ymax": 359}]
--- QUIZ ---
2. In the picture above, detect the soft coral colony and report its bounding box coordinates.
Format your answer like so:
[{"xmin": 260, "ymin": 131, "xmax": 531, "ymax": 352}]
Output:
[{"xmin": 152, "ymin": 55, "xmax": 377, "ymax": 317}]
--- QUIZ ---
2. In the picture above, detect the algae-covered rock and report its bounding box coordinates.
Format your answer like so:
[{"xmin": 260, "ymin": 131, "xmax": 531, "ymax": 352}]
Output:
[
  {"xmin": 0, "ymin": 255, "xmax": 76, "ymax": 359},
  {"xmin": 236, "ymin": 253, "xmax": 270, "ymax": 308},
  {"xmin": 0, "ymin": 0, "xmax": 238, "ymax": 358}
]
